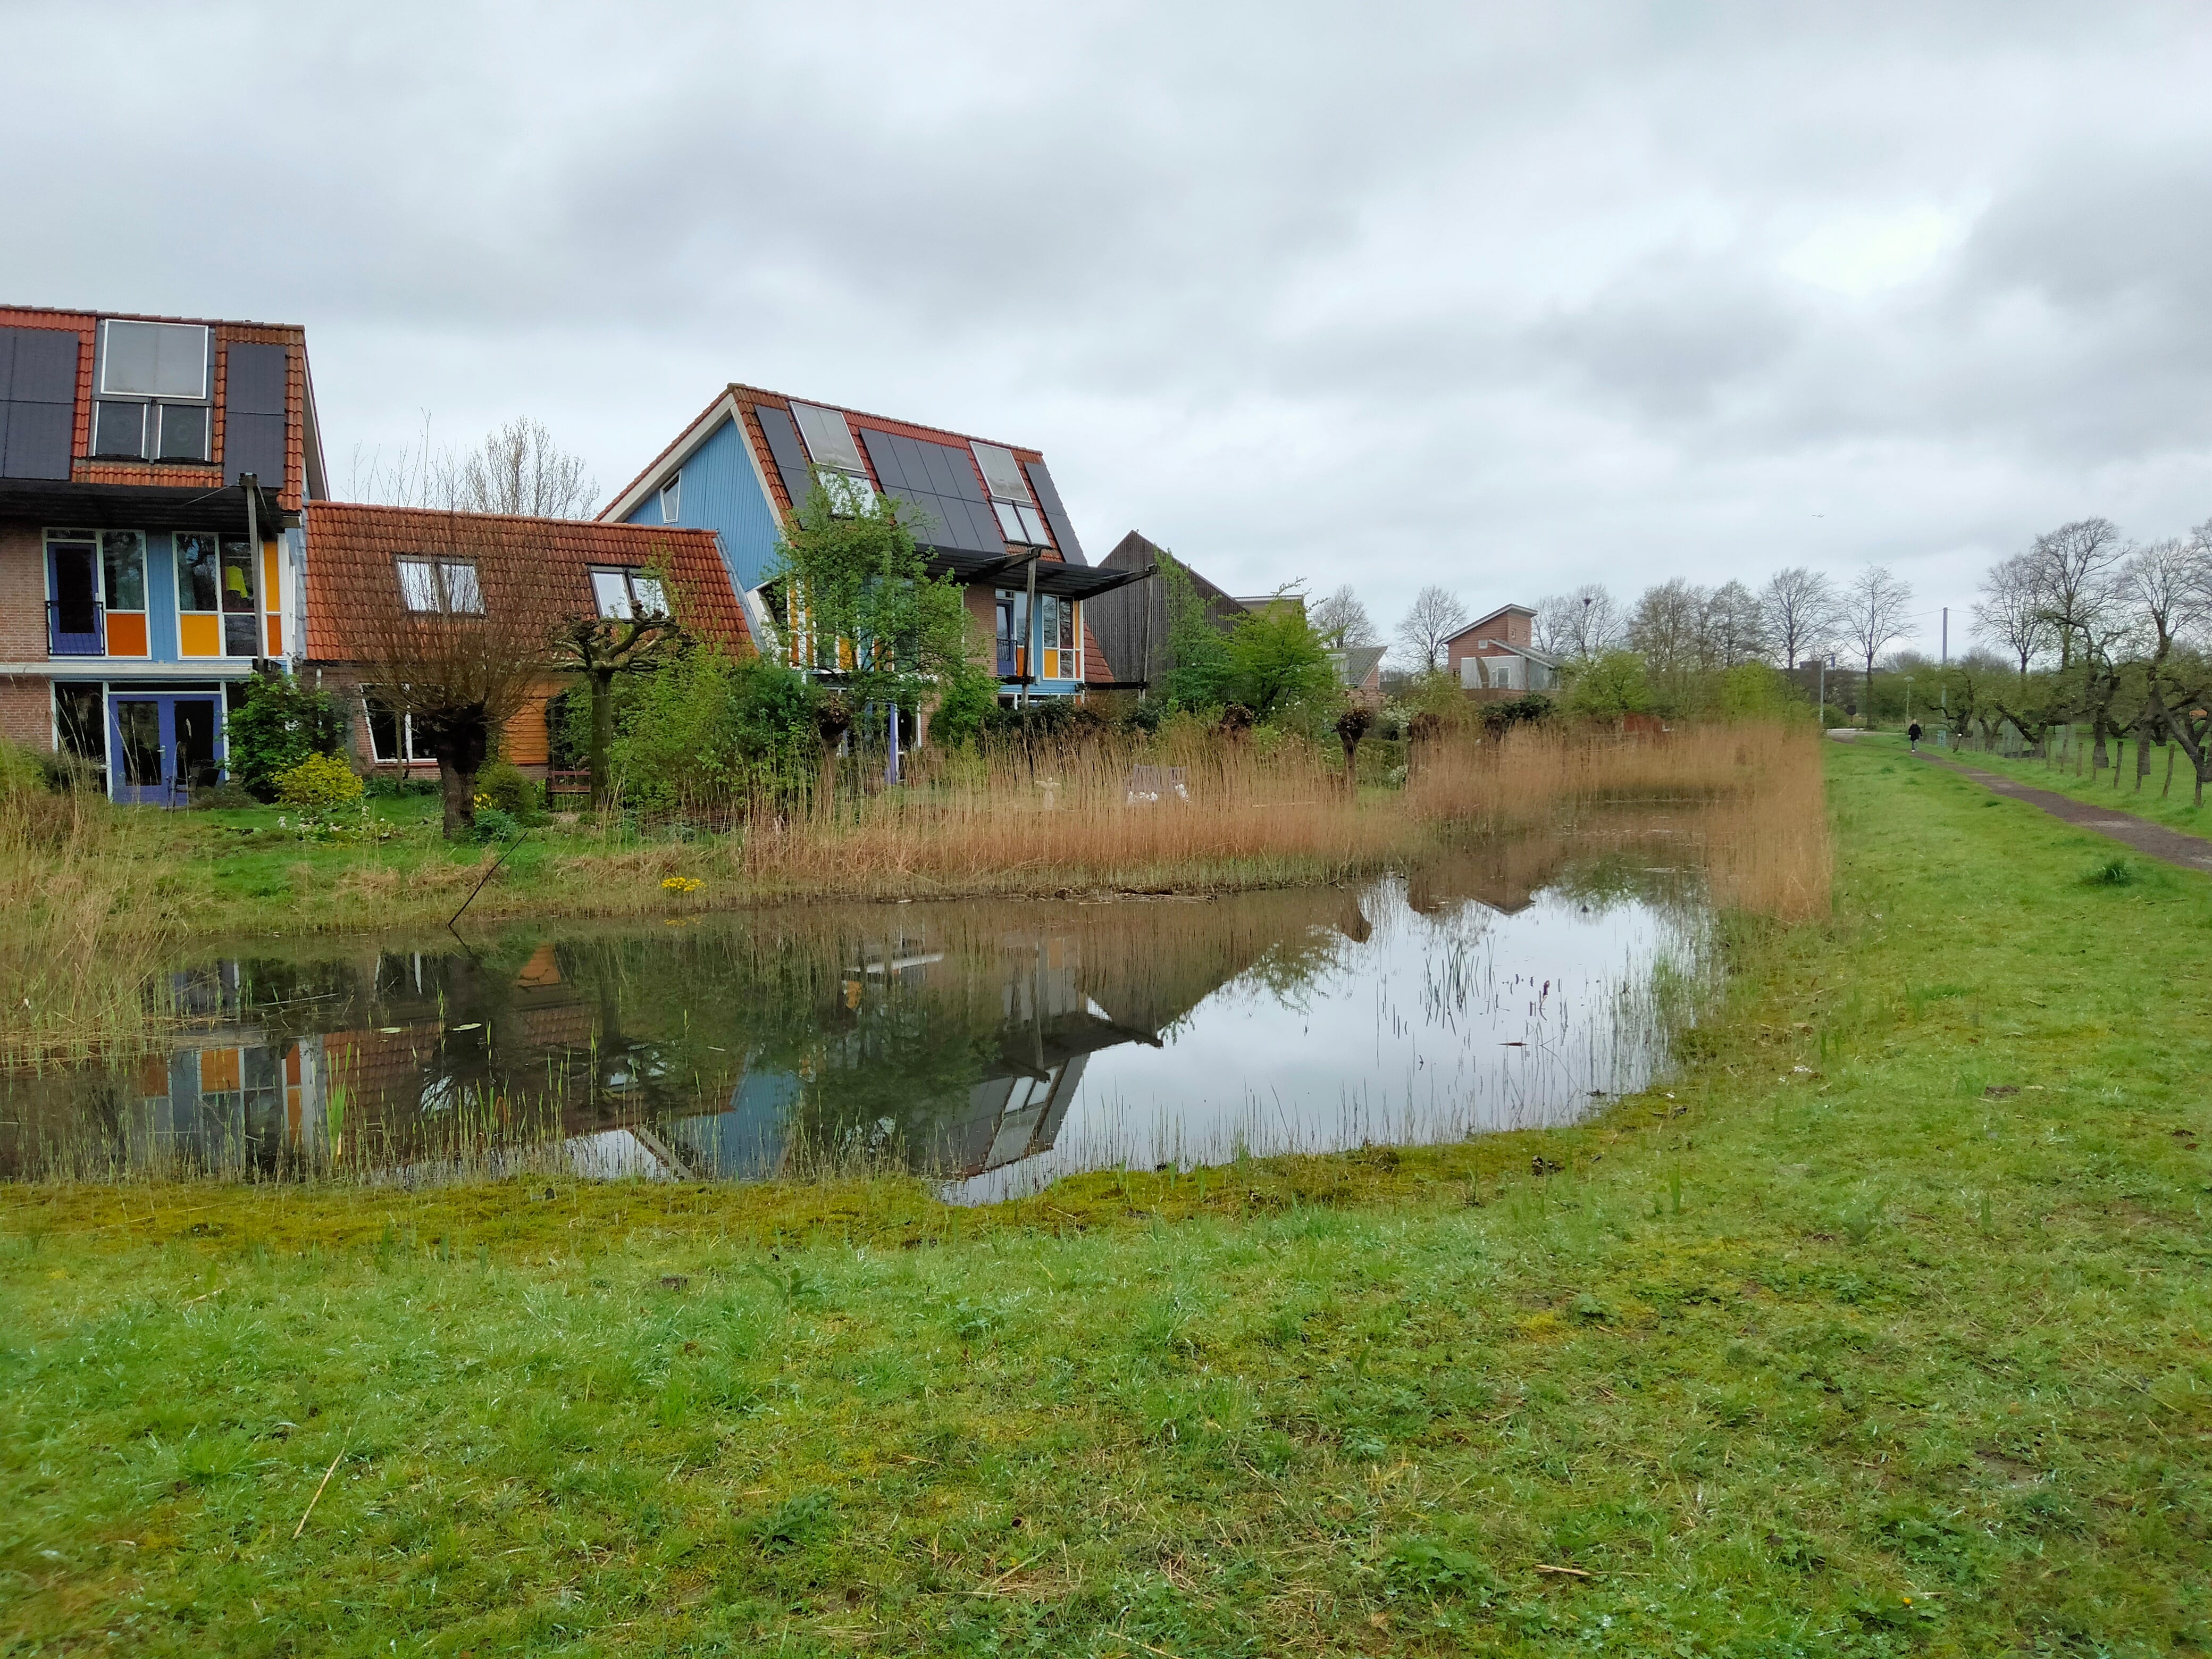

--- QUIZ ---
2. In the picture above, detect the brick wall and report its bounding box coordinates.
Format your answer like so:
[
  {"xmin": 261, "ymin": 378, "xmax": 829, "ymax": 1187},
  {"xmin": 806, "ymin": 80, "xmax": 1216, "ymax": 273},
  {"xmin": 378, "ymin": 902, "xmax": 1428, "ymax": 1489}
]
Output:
[
  {"xmin": 0, "ymin": 523, "xmax": 48, "ymax": 663},
  {"xmin": 0, "ymin": 675, "xmax": 51, "ymax": 749}
]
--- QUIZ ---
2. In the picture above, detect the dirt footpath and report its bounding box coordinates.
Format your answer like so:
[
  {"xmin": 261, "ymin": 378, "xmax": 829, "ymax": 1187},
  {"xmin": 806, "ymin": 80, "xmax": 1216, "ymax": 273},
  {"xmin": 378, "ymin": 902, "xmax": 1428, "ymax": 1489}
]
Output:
[{"xmin": 1914, "ymin": 751, "xmax": 2212, "ymax": 874}]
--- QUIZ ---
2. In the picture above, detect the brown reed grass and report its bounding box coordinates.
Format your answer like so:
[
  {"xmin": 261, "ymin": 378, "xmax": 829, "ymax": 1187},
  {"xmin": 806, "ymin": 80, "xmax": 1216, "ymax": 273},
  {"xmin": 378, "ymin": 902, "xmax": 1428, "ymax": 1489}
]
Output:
[{"xmin": 0, "ymin": 719, "xmax": 1830, "ymax": 1062}]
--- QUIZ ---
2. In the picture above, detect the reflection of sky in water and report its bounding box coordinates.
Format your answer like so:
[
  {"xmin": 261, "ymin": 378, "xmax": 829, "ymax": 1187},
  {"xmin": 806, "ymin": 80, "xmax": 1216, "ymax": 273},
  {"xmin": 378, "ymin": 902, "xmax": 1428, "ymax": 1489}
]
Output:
[{"xmin": 944, "ymin": 881, "xmax": 1695, "ymax": 1204}]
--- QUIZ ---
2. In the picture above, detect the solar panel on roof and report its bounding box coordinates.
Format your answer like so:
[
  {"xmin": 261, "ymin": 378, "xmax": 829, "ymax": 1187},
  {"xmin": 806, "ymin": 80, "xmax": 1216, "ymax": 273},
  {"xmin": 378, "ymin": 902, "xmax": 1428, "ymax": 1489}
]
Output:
[
  {"xmin": 754, "ymin": 405, "xmax": 816, "ymax": 512},
  {"xmin": 860, "ymin": 429, "xmax": 907, "ymax": 491},
  {"xmin": 1023, "ymin": 461, "xmax": 1086, "ymax": 566},
  {"xmin": 0, "ymin": 325, "xmax": 78, "ymax": 481}
]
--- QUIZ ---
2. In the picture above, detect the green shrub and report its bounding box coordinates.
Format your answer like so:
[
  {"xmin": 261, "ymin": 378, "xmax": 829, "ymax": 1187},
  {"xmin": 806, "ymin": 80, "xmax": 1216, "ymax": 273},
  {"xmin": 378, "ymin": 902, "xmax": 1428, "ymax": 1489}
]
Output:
[
  {"xmin": 224, "ymin": 671, "xmax": 349, "ymax": 800},
  {"xmin": 928, "ymin": 652, "xmax": 1003, "ymax": 750},
  {"xmin": 476, "ymin": 758, "xmax": 542, "ymax": 818},
  {"xmin": 471, "ymin": 806, "xmax": 522, "ymax": 844},
  {"xmin": 273, "ymin": 752, "xmax": 364, "ymax": 808}
]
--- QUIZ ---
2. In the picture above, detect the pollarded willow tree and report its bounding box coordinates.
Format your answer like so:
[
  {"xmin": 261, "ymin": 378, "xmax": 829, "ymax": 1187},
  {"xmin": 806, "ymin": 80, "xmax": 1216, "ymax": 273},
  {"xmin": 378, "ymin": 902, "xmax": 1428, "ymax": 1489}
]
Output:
[
  {"xmin": 768, "ymin": 471, "xmax": 979, "ymax": 797},
  {"xmin": 546, "ymin": 555, "xmax": 685, "ymax": 810},
  {"xmin": 350, "ymin": 512, "xmax": 557, "ymax": 840}
]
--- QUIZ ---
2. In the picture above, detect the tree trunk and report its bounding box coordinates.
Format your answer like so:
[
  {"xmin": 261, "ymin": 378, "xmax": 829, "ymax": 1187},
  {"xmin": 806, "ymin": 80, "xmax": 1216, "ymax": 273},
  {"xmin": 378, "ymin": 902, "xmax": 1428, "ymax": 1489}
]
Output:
[
  {"xmin": 588, "ymin": 666, "xmax": 616, "ymax": 811},
  {"xmin": 422, "ymin": 713, "xmax": 490, "ymax": 841}
]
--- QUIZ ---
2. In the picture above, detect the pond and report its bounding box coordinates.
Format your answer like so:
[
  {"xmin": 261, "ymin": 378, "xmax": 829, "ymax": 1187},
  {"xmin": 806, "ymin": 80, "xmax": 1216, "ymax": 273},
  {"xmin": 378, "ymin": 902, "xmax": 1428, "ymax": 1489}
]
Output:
[{"xmin": 1, "ymin": 837, "xmax": 1713, "ymax": 1198}]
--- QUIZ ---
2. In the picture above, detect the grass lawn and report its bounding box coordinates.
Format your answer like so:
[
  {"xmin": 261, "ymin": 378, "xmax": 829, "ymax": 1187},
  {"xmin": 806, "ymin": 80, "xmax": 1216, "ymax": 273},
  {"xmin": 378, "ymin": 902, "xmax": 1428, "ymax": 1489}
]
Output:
[
  {"xmin": 1928, "ymin": 731, "xmax": 2212, "ymax": 844},
  {"xmin": 3, "ymin": 740, "xmax": 2208, "ymax": 1656}
]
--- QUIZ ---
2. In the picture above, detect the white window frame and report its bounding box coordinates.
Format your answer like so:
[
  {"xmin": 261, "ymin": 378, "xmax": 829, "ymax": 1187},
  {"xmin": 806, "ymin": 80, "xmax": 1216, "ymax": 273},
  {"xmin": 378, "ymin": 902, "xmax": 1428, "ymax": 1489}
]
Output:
[
  {"xmin": 589, "ymin": 567, "xmax": 668, "ymax": 620},
  {"xmin": 396, "ymin": 557, "xmax": 484, "ymax": 615},
  {"xmin": 816, "ymin": 467, "xmax": 876, "ymax": 516},
  {"xmin": 362, "ymin": 690, "xmax": 429, "ymax": 763},
  {"xmin": 659, "ymin": 474, "xmax": 681, "ymax": 523}
]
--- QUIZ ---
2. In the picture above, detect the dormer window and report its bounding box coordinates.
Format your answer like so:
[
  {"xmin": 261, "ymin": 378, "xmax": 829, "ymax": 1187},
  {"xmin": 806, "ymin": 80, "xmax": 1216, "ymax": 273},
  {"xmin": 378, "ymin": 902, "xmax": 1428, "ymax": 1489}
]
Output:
[
  {"xmin": 971, "ymin": 442, "xmax": 1051, "ymax": 546},
  {"xmin": 659, "ymin": 475, "xmax": 681, "ymax": 523},
  {"xmin": 91, "ymin": 319, "xmax": 212, "ymax": 462},
  {"xmin": 397, "ymin": 557, "xmax": 483, "ymax": 615},
  {"xmin": 590, "ymin": 568, "xmax": 668, "ymax": 620},
  {"xmin": 790, "ymin": 401, "xmax": 876, "ymax": 515}
]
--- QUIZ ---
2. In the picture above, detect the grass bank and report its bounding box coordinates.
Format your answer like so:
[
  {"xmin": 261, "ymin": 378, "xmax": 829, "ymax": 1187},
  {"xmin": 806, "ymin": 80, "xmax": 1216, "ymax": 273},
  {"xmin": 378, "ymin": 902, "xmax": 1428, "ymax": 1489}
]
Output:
[
  {"xmin": 1934, "ymin": 732, "xmax": 2212, "ymax": 843},
  {"xmin": 2, "ymin": 722, "xmax": 1823, "ymax": 1059},
  {"xmin": 8, "ymin": 740, "xmax": 2207, "ymax": 1656}
]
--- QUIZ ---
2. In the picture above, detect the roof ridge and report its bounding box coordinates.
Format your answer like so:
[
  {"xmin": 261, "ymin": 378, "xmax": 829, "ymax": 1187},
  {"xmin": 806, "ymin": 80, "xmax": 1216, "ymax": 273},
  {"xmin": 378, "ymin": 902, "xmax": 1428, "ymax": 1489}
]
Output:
[
  {"xmin": 315, "ymin": 500, "xmax": 718, "ymax": 534},
  {"xmin": 0, "ymin": 303, "xmax": 307, "ymax": 333},
  {"xmin": 730, "ymin": 383, "xmax": 1043, "ymax": 458}
]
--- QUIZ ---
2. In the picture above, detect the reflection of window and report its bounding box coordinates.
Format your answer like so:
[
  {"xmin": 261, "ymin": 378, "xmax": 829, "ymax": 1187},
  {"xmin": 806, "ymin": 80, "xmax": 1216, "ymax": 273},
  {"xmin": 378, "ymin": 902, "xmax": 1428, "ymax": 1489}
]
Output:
[
  {"xmin": 54, "ymin": 684, "xmax": 105, "ymax": 764},
  {"xmin": 93, "ymin": 400, "xmax": 146, "ymax": 459},
  {"xmin": 658, "ymin": 475, "xmax": 680, "ymax": 522},
  {"xmin": 590, "ymin": 568, "xmax": 668, "ymax": 620},
  {"xmin": 102, "ymin": 532, "xmax": 146, "ymax": 611},
  {"xmin": 396, "ymin": 558, "xmax": 483, "ymax": 614},
  {"xmin": 157, "ymin": 403, "xmax": 208, "ymax": 462},
  {"xmin": 972, "ymin": 442, "xmax": 1052, "ymax": 546},
  {"xmin": 363, "ymin": 691, "xmax": 429, "ymax": 762},
  {"xmin": 177, "ymin": 533, "xmax": 221, "ymax": 611}
]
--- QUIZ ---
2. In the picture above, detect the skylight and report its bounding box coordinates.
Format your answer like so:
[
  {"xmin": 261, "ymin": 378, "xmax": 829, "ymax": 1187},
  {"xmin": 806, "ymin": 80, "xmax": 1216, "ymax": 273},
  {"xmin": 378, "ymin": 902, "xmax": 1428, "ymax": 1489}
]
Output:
[
  {"xmin": 99, "ymin": 320, "xmax": 208, "ymax": 400},
  {"xmin": 971, "ymin": 442, "xmax": 1052, "ymax": 546},
  {"xmin": 791, "ymin": 403, "xmax": 866, "ymax": 474}
]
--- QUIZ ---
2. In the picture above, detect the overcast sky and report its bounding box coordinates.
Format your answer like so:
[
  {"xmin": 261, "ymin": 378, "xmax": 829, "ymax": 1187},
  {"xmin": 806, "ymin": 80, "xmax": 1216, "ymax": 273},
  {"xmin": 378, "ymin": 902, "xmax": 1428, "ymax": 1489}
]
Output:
[{"xmin": 7, "ymin": 1, "xmax": 2210, "ymax": 658}]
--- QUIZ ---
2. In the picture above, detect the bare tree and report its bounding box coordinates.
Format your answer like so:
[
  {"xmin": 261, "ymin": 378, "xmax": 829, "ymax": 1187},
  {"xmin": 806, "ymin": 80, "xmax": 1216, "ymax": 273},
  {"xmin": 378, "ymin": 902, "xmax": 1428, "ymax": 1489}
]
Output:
[
  {"xmin": 1972, "ymin": 551, "xmax": 2055, "ymax": 680},
  {"xmin": 1311, "ymin": 584, "xmax": 1379, "ymax": 647},
  {"xmin": 1534, "ymin": 583, "xmax": 1622, "ymax": 660},
  {"xmin": 350, "ymin": 415, "xmax": 599, "ymax": 518},
  {"xmin": 452, "ymin": 417, "xmax": 599, "ymax": 518},
  {"xmin": 1395, "ymin": 585, "xmax": 1469, "ymax": 674},
  {"xmin": 1843, "ymin": 566, "xmax": 1914, "ymax": 719},
  {"xmin": 2025, "ymin": 517, "xmax": 2124, "ymax": 673},
  {"xmin": 1760, "ymin": 567, "xmax": 1838, "ymax": 671},
  {"xmin": 1704, "ymin": 580, "xmax": 1770, "ymax": 667},
  {"xmin": 350, "ymin": 513, "xmax": 558, "ymax": 839}
]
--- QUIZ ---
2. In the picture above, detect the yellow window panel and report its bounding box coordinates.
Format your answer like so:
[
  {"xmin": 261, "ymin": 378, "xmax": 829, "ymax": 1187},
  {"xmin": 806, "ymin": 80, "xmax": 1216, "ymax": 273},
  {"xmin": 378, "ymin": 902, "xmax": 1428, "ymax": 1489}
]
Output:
[{"xmin": 178, "ymin": 613, "xmax": 222, "ymax": 657}]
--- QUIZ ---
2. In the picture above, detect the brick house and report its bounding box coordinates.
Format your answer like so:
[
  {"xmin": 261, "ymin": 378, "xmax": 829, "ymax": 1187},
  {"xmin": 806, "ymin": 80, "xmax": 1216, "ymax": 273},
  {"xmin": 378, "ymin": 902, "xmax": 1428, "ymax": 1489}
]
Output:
[
  {"xmin": 1444, "ymin": 604, "xmax": 1562, "ymax": 699},
  {"xmin": 0, "ymin": 304, "xmax": 321, "ymax": 800},
  {"xmin": 298, "ymin": 503, "xmax": 747, "ymax": 780},
  {"xmin": 599, "ymin": 386, "xmax": 1150, "ymax": 717}
]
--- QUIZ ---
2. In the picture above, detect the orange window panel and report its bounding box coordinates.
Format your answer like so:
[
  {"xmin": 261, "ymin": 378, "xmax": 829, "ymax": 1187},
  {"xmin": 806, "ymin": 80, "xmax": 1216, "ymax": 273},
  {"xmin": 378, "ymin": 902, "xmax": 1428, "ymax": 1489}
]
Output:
[
  {"xmin": 106, "ymin": 611, "xmax": 148, "ymax": 656},
  {"xmin": 178, "ymin": 613, "xmax": 222, "ymax": 657},
  {"xmin": 199, "ymin": 1049, "xmax": 241, "ymax": 1092},
  {"xmin": 261, "ymin": 543, "xmax": 279, "ymax": 603},
  {"xmin": 138, "ymin": 1054, "xmax": 169, "ymax": 1097},
  {"xmin": 264, "ymin": 614, "xmax": 282, "ymax": 655}
]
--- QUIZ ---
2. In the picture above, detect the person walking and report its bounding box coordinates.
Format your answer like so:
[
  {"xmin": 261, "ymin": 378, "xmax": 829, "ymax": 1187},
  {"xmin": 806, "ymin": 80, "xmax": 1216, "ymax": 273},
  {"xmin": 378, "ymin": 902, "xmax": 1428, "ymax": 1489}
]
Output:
[{"xmin": 1907, "ymin": 719, "xmax": 1923, "ymax": 752}]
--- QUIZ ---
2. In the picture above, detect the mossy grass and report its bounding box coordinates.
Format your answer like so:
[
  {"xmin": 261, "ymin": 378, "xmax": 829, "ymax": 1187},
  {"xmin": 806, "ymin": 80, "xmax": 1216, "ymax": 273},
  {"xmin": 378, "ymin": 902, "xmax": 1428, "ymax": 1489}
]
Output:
[{"xmin": 4, "ymin": 740, "xmax": 2209, "ymax": 1654}]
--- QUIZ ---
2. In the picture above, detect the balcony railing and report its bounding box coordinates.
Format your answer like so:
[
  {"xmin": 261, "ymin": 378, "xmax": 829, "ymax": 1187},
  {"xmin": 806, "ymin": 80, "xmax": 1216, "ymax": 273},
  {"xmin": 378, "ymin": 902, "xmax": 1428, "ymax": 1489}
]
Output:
[
  {"xmin": 996, "ymin": 641, "xmax": 1026, "ymax": 678},
  {"xmin": 48, "ymin": 600, "xmax": 105, "ymax": 657}
]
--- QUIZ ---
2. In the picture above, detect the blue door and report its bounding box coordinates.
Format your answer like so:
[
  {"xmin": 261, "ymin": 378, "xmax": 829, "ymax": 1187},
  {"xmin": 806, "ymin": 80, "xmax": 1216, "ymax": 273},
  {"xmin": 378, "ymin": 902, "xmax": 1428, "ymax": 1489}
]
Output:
[
  {"xmin": 110, "ymin": 695, "xmax": 223, "ymax": 806},
  {"xmin": 46, "ymin": 537, "xmax": 104, "ymax": 655}
]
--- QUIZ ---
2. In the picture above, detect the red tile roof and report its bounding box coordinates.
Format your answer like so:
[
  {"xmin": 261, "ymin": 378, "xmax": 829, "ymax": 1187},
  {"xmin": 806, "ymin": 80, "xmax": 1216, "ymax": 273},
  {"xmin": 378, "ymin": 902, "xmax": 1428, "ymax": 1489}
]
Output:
[
  {"xmin": 301, "ymin": 502, "xmax": 749, "ymax": 662},
  {"xmin": 0, "ymin": 305, "xmax": 316, "ymax": 511}
]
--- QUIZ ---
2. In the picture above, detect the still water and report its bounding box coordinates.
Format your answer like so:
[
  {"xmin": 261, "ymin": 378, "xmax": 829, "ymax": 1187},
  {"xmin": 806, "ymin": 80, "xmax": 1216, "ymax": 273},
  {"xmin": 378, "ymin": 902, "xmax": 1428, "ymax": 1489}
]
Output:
[{"xmin": 1, "ymin": 843, "xmax": 1710, "ymax": 1198}]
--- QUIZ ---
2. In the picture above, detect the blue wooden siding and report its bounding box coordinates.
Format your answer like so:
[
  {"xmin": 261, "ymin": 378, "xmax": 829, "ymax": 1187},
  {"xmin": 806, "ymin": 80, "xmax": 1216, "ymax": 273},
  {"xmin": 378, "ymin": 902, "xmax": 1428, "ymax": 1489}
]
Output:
[
  {"xmin": 623, "ymin": 414, "xmax": 783, "ymax": 597},
  {"xmin": 147, "ymin": 531, "xmax": 180, "ymax": 659}
]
